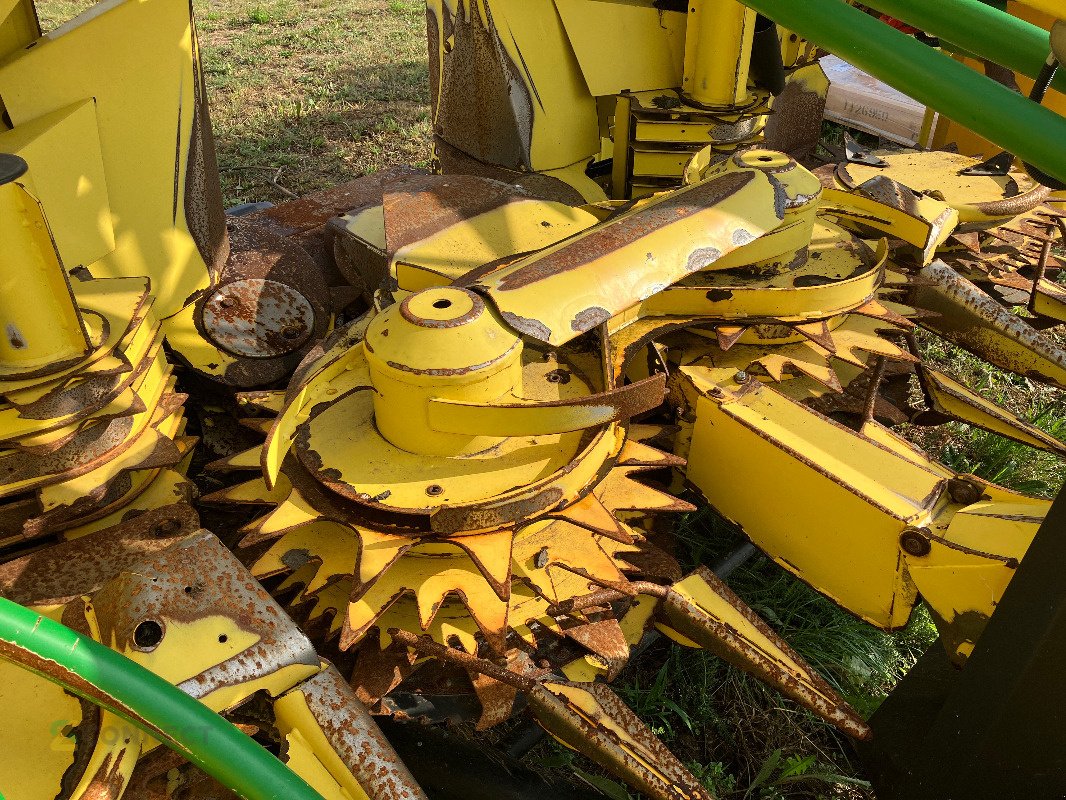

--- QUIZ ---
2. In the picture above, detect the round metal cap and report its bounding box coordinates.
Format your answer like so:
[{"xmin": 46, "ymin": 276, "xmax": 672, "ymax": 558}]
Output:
[{"xmin": 0, "ymin": 153, "xmax": 28, "ymax": 186}]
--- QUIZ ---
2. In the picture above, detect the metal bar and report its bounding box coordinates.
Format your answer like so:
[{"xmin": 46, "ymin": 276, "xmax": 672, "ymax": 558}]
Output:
[
  {"xmin": 861, "ymin": 0, "xmax": 1066, "ymax": 95},
  {"xmin": 682, "ymin": 0, "xmax": 758, "ymax": 107},
  {"xmin": 0, "ymin": 597, "xmax": 327, "ymax": 800},
  {"xmin": 739, "ymin": 0, "xmax": 1066, "ymax": 186}
]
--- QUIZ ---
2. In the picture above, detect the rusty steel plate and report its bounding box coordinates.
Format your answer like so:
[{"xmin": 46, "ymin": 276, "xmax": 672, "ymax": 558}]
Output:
[{"xmin": 202, "ymin": 278, "xmax": 316, "ymax": 358}]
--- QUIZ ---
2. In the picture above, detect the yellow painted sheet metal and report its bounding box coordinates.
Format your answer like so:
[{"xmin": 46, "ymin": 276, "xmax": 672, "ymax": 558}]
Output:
[
  {"xmin": 427, "ymin": 374, "xmax": 665, "ymax": 437},
  {"xmin": 0, "ymin": 180, "xmax": 90, "ymax": 374},
  {"xmin": 552, "ymin": 0, "xmax": 685, "ymax": 96},
  {"xmin": 821, "ymin": 186, "xmax": 957, "ymax": 265},
  {"xmin": 630, "ymin": 148, "xmax": 695, "ymax": 178},
  {"xmin": 0, "ymin": 277, "xmax": 152, "ymax": 395},
  {"xmin": 682, "ymin": 366, "xmax": 946, "ymax": 628},
  {"xmin": 275, "ymin": 688, "xmax": 369, "ymax": 800},
  {"xmin": 0, "ymin": 658, "xmax": 82, "ymax": 799},
  {"xmin": 0, "ymin": 0, "xmax": 214, "ymax": 317},
  {"xmin": 0, "ymin": 99, "xmax": 115, "ymax": 269},
  {"xmin": 1032, "ymin": 276, "xmax": 1066, "ymax": 323},
  {"xmin": 0, "ymin": 0, "xmax": 38, "ymax": 62},
  {"xmin": 1014, "ymin": 0, "xmax": 1063, "ymax": 18},
  {"xmin": 476, "ymin": 168, "xmax": 784, "ymax": 345},
  {"xmin": 392, "ymin": 198, "xmax": 599, "ymax": 289},
  {"xmin": 639, "ymin": 238, "xmax": 886, "ymax": 320},
  {"xmin": 906, "ymin": 500, "xmax": 1048, "ymax": 660}
]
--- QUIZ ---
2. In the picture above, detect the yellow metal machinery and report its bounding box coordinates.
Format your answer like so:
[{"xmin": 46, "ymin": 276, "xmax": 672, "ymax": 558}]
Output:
[
  {"xmin": 0, "ymin": 0, "xmax": 333, "ymax": 387},
  {"xmin": 0, "ymin": 0, "xmax": 1065, "ymax": 799},
  {"xmin": 427, "ymin": 0, "xmax": 836, "ymax": 202}
]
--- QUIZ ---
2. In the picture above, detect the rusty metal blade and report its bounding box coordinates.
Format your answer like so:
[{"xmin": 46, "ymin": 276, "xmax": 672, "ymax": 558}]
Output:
[
  {"xmin": 658, "ymin": 566, "xmax": 872, "ymax": 740},
  {"xmin": 913, "ymin": 261, "xmax": 1066, "ymax": 389},
  {"xmin": 527, "ymin": 681, "xmax": 713, "ymax": 800}
]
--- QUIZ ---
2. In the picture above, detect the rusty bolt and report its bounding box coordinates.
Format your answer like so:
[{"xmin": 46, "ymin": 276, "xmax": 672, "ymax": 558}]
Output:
[
  {"xmin": 425, "ymin": 484, "xmax": 444, "ymax": 497},
  {"xmin": 947, "ymin": 478, "xmax": 984, "ymax": 505},
  {"xmin": 900, "ymin": 529, "xmax": 932, "ymax": 557},
  {"xmin": 281, "ymin": 325, "xmax": 304, "ymax": 341},
  {"xmin": 218, "ymin": 295, "xmax": 237, "ymax": 309}
]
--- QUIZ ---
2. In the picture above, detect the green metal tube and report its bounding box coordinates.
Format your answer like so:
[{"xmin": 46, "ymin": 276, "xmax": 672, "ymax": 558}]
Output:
[
  {"xmin": 740, "ymin": 0, "xmax": 1066, "ymax": 186},
  {"xmin": 0, "ymin": 598, "xmax": 325, "ymax": 800},
  {"xmin": 861, "ymin": 0, "xmax": 1066, "ymax": 95}
]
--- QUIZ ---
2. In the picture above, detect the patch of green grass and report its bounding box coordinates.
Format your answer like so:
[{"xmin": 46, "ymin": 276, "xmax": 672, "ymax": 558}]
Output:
[
  {"xmin": 194, "ymin": 0, "xmax": 432, "ymax": 206},
  {"xmin": 246, "ymin": 6, "xmax": 272, "ymax": 24}
]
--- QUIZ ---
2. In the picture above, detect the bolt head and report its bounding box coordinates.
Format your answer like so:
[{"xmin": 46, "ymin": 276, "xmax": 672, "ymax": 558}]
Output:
[{"xmin": 900, "ymin": 529, "xmax": 932, "ymax": 557}]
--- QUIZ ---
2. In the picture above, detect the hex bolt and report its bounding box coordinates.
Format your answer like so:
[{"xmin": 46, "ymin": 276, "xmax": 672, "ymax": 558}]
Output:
[
  {"xmin": 425, "ymin": 484, "xmax": 444, "ymax": 497},
  {"xmin": 733, "ymin": 370, "xmax": 749, "ymax": 384},
  {"xmin": 545, "ymin": 369, "xmax": 571, "ymax": 384}
]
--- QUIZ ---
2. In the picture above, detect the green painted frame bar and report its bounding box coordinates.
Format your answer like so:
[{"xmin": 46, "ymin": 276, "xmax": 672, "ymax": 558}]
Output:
[
  {"xmin": 0, "ymin": 597, "xmax": 326, "ymax": 800},
  {"xmin": 862, "ymin": 0, "xmax": 1066, "ymax": 95},
  {"xmin": 740, "ymin": 0, "xmax": 1066, "ymax": 186}
]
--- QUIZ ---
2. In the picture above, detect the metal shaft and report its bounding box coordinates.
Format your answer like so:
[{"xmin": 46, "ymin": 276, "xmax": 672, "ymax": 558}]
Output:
[
  {"xmin": 682, "ymin": 0, "xmax": 757, "ymax": 107},
  {"xmin": 740, "ymin": 0, "xmax": 1066, "ymax": 187},
  {"xmin": 0, "ymin": 155, "xmax": 90, "ymax": 374},
  {"xmin": 860, "ymin": 0, "xmax": 1066, "ymax": 95}
]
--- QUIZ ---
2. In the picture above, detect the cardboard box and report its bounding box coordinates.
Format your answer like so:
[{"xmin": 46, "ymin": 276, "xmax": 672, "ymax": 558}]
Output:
[{"xmin": 822, "ymin": 55, "xmax": 933, "ymax": 147}]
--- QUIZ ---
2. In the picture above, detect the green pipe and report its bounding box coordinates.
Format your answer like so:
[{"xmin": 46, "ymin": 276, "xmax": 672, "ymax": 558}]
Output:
[
  {"xmin": 0, "ymin": 598, "xmax": 325, "ymax": 800},
  {"xmin": 861, "ymin": 0, "xmax": 1066, "ymax": 95},
  {"xmin": 741, "ymin": 0, "xmax": 1066, "ymax": 186}
]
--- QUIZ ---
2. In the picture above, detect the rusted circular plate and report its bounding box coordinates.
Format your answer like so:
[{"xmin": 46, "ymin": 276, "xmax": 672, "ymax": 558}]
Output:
[
  {"xmin": 202, "ymin": 278, "xmax": 315, "ymax": 358},
  {"xmin": 178, "ymin": 218, "xmax": 331, "ymax": 386}
]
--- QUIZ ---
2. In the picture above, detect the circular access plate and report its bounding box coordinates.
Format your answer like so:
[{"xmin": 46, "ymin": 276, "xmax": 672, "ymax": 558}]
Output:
[{"xmin": 202, "ymin": 278, "xmax": 316, "ymax": 358}]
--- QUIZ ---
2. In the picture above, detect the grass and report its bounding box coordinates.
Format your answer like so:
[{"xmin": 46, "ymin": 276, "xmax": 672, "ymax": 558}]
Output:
[
  {"xmin": 600, "ymin": 511, "xmax": 939, "ymax": 800},
  {"xmin": 908, "ymin": 329, "xmax": 1066, "ymax": 498},
  {"xmin": 196, "ymin": 0, "xmax": 432, "ymax": 207},
  {"xmin": 30, "ymin": 2, "xmax": 1066, "ymax": 796},
  {"xmin": 38, "ymin": 0, "xmax": 433, "ymax": 207}
]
